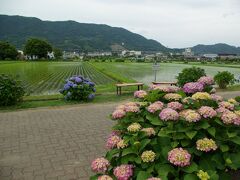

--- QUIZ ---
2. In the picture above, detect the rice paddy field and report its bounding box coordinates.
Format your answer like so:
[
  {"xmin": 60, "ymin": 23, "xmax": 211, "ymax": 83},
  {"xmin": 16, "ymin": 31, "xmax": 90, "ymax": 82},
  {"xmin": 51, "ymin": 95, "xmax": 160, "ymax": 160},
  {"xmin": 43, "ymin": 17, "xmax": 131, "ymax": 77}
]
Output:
[
  {"xmin": 92, "ymin": 62, "xmax": 240, "ymax": 85},
  {"xmin": 1, "ymin": 61, "xmax": 240, "ymax": 95},
  {"xmin": 0, "ymin": 61, "xmax": 115, "ymax": 95}
]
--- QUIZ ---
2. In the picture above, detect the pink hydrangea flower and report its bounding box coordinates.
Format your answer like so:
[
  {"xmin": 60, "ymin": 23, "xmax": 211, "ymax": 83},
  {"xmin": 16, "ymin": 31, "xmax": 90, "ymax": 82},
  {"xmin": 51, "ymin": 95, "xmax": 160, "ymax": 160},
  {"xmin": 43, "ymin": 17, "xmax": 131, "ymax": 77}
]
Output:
[
  {"xmin": 180, "ymin": 109, "xmax": 201, "ymax": 123},
  {"xmin": 106, "ymin": 134, "xmax": 121, "ymax": 149},
  {"xmin": 134, "ymin": 90, "xmax": 147, "ymax": 99},
  {"xmin": 91, "ymin": 158, "xmax": 110, "ymax": 173},
  {"xmin": 125, "ymin": 105, "xmax": 140, "ymax": 113},
  {"xmin": 98, "ymin": 175, "xmax": 113, "ymax": 180},
  {"xmin": 116, "ymin": 105, "xmax": 126, "ymax": 110},
  {"xmin": 197, "ymin": 76, "xmax": 214, "ymax": 85},
  {"xmin": 211, "ymin": 94, "xmax": 223, "ymax": 102},
  {"xmin": 183, "ymin": 82, "xmax": 204, "ymax": 94},
  {"xmin": 168, "ymin": 148, "xmax": 191, "ymax": 167},
  {"xmin": 147, "ymin": 178, "xmax": 162, "ymax": 180},
  {"xmin": 164, "ymin": 93, "xmax": 182, "ymax": 101},
  {"xmin": 159, "ymin": 108, "xmax": 179, "ymax": 121},
  {"xmin": 167, "ymin": 102, "xmax": 183, "ymax": 111},
  {"xmin": 218, "ymin": 101, "xmax": 234, "ymax": 110},
  {"xmin": 198, "ymin": 106, "xmax": 217, "ymax": 118},
  {"xmin": 113, "ymin": 164, "xmax": 134, "ymax": 180},
  {"xmin": 196, "ymin": 138, "xmax": 217, "ymax": 152},
  {"xmin": 124, "ymin": 102, "xmax": 140, "ymax": 113},
  {"xmin": 150, "ymin": 85, "xmax": 180, "ymax": 93},
  {"xmin": 112, "ymin": 109, "xmax": 126, "ymax": 119},
  {"xmin": 221, "ymin": 112, "xmax": 240, "ymax": 125},
  {"xmin": 147, "ymin": 101, "xmax": 164, "ymax": 113},
  {"xmin": 216, "ymin": 107, "xmax": 230, "ymax": 115}
]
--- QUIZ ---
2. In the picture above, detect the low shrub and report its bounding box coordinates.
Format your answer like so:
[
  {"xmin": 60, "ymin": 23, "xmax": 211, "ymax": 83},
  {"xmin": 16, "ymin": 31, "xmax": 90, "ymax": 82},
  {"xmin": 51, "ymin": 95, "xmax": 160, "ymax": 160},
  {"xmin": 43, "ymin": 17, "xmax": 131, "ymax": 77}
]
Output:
[
  {"xmin": 235, "ymin": 96, "xmax": 240, "ymax": 103},
  {"xmin": 214, "ymin": 71, "xmax": 235, "ymax": 89},
  {"xmin": 0, "ymin": 74, "xmax": 25, "ymax": 106},
  {"xmin": 90, "ymin": 76, "xmax": 240, "ymax": 180},
  {"xmin": 115, "ymin": 59, "xmax": 125, "ymax": 62},
  {"xmin": 176, "ymin": 67, "xmax": 206, "ymax": 87},
  {"xmin": 60, "ymin": 75, "xmax": 95, "ymax": 101}
]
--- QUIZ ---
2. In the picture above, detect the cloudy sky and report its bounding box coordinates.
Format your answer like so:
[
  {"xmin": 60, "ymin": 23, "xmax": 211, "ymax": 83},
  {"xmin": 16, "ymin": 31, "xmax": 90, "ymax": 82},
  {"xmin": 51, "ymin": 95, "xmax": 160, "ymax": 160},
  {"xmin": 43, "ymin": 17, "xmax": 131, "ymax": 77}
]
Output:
[{"xmin": 1, "ymin": 0, "xmax": 240, "ymax": 48}]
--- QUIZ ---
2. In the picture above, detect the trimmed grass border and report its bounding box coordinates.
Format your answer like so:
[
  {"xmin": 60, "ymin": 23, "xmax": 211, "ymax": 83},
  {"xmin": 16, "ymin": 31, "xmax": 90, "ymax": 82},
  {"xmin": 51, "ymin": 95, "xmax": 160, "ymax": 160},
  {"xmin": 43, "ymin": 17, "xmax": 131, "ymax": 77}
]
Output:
[{"xmin": 0, "ymin": 93, "xmax": 133, "ymax": 112}]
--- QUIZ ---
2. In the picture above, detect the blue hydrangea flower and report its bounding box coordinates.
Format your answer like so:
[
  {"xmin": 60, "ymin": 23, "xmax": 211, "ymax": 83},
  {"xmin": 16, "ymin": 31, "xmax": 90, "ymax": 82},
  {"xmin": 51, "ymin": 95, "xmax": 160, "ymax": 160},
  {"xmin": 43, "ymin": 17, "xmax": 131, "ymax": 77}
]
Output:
[
  {"xmin": 69, "ymin": 77, "xmax": 76, "ymax": 81},
  {"xmin": 75, "ymin": 77, "xmax": 82, "ymax": 83},
  {"xmin": 93, "ymin": 88, "xmax": 96, "ymax": 92},
  {"xmin": 88, "ymin": 93, "xmax": 95, "ymax": 100},
  {"xmin": 66, "ymin": 81, "xmax": 74, "ymax": 87},
  {"xmin": 89, "ymin": 82, "xmax": 95, "ymax": 87},
  {"xmin": 64, "ymin": 84, "xmax": 70, "ymax": 91},
  {"xmin": 73, "ymin": 84, "xmax": 78, "ymax": 88}
]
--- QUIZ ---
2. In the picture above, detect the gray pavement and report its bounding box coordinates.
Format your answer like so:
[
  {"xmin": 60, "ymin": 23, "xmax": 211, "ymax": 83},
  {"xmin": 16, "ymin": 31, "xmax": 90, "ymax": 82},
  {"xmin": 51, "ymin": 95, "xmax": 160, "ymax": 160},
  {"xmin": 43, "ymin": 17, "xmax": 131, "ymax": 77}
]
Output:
[{"xmin": 0, "ymin": 103, "xmax": 116, "ymax": 180}]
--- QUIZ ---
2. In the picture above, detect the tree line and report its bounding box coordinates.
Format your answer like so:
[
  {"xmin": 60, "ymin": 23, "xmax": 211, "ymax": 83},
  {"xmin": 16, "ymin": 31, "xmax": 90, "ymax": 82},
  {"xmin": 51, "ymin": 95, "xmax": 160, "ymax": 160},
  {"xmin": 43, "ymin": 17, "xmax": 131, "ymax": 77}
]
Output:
[{"xmin": 0, "ymin": 38, "xmax": 63, "ymax": 60}]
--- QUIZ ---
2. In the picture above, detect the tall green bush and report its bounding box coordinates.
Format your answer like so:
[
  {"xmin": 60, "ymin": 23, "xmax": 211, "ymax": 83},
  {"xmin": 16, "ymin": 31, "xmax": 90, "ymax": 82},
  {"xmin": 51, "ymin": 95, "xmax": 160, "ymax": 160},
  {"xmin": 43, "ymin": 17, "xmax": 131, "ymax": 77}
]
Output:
[
  {"xmin": 214, "ymin": 71, "xmax": 235, "ymax": 89},
  {"xmin": 0, "ymin": 74, "xmax": 25, "ymax": 106},
  {"xmin": 176, "ymin": 67, "xmax": 206, "ymax": 87}
]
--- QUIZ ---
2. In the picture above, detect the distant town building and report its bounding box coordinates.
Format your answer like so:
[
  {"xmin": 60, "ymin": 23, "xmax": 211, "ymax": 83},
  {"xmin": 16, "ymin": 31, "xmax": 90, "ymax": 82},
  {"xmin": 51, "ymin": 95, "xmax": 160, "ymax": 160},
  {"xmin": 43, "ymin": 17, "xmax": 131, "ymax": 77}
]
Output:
[
  {"xmin": 87, "ymin": 52, "xmax": 112, "ymax": 57},
  {"xmin": 47, "ymin": 52, "xmax": 55, "ymax": 59},
  {"xmin": 203, "ymin": 54, "xmax": 218, "ymax": 60},
  {"xmin": 182, "ymin": 48, "xmax": 194, "ymax": 58},
  {"xmin": 218, "ymin": 53, "xmax": 237, "ymax": 60},
  {"xmin": 63, "ymin": 51, "xmax": 80, "ymax": 59},
  {"xmin": 121, "ymin": 50, "xmax": 141, "ymax": 57},
  {"xmin": 155, "ymin": 52, "xmax": 168, "ymax": 60}
]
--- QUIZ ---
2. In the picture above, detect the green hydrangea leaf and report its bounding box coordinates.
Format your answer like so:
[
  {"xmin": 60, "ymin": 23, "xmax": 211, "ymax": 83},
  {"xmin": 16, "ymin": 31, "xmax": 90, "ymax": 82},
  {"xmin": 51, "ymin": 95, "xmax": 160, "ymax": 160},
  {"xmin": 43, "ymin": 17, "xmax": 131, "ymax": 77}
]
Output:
[
  {"xmin": 182, "ymin": 162, "xmax": 198, "ymax": 173},
  {"xmin": 183, "ymin": 174, "xmax": 198, "ymax": 180},
  {"xmin": 186, "ymin": 131, "xmax": 197, "ymax": 139},
  {"xmin": 207, "ymin": 127, "xmax": 216, "ymax": 137},
  {"xmin": 136, "ymin": 171, "xmax": 151, "ymax": 180}
]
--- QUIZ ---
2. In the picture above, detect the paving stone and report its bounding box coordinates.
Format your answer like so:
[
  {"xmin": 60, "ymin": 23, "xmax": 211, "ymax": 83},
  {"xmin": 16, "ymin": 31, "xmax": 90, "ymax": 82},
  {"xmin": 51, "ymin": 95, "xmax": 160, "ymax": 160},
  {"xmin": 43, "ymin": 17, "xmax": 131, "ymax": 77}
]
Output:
[{"xmin": 0, "ymin": 102, "xmax": 117, "ymax": 179}]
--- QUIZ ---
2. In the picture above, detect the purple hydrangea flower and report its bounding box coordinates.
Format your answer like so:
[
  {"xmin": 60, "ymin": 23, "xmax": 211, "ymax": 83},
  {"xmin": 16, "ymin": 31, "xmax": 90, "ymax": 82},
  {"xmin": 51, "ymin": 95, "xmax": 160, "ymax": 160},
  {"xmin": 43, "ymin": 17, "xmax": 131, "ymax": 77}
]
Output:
[
  {"xmin": 72, "ymin": 84, "xmax": 78, "ymax": 88},
  {"xmin": 66, "ymin": 81, "xmax": 74, "ymax": 87},
  {"xmin": 75, "ymin": 77, "xmax": 82, "ymax": 83},
  {"xmin": 63, "ymin": 84, "xmax": 70, "ymax": 91},
  {"xmin": 88, "ymin": 94, "xmax": 95, "ymax": 100},
  {"xmin": 183, "ymin": 82, "xmax": 204, "ymax": 94}
]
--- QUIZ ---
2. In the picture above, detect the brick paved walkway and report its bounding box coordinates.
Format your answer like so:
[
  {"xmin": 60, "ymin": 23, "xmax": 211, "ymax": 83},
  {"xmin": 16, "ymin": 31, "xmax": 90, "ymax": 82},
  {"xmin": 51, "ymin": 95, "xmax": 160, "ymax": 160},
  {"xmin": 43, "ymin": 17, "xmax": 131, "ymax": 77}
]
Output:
[{"xmin": 0, "ymin": 103, "xmax": 117, "ymax": 180}]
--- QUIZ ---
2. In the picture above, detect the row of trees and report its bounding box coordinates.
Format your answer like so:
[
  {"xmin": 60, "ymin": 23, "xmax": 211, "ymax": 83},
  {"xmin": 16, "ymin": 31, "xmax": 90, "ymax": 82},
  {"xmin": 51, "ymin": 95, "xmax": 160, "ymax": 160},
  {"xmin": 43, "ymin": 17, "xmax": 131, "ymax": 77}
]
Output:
[{"xmin": 0, "ymin": 38, "xmax": 63, "ymax": 60}]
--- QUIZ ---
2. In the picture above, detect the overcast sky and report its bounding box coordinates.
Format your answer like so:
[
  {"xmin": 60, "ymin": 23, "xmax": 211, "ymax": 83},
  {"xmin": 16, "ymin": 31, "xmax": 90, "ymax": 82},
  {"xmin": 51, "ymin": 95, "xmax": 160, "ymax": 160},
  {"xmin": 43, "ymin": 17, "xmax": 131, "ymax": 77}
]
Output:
[{"xmin": 1, "ymin": 0, "xmax": 240, "ymax": 48}]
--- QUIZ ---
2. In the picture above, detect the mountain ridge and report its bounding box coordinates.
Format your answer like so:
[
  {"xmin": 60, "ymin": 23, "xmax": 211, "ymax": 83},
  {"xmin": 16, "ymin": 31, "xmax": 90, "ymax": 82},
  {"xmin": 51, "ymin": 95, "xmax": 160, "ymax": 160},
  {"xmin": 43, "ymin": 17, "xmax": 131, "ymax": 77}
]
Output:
[
  {"xmin": 0, "ymin": 14, "xmax": 167, "ymax": 52},
  {"xmin": 0, "ymin": 14, "xmax": 240, "ymax": 54}
]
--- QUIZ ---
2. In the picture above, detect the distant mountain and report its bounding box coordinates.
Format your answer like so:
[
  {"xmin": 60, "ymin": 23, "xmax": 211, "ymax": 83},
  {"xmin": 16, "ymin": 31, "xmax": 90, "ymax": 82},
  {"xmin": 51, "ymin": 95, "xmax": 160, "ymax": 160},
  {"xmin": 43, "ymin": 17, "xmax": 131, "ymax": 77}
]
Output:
[
  {"xmin": 0, "ymin": 15, "xmax": 239, "ymax": 54},
  {"xmin": 0, "ymin": 14, "xmax": 168, "ymax": 52},
  {"xmin": 191, "ymin": 43, "xmax": 240, "ymax": 55}
]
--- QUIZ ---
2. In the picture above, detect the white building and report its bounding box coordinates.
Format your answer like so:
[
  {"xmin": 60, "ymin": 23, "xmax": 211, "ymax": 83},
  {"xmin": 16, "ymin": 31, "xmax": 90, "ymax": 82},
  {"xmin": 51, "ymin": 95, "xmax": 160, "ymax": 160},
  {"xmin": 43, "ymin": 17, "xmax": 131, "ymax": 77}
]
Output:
[
  {"xmin": 203, "ymin": 54, "xmax": 218, "ymax": 60},
  {"xmin": 47, "ymin": 52, "xmax": 55, "ymax": 59},
  {"xmin": 182, "ymin": 48, "xmax": 194, "ymax": 57},
  {"xmin": 121, "ymin": 50, "xmax": 141, "ymax": 57}
]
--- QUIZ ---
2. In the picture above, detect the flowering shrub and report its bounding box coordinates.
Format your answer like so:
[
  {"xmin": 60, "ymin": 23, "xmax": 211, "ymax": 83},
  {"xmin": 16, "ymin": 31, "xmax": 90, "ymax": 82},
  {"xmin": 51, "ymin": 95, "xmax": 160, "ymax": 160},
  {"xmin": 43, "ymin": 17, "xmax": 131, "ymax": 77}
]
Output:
[
  {"xmin": 91, "ymin": 77, "xmax": 240, "ymax": 180},
  {"xmin": 60, "ymin": 75, "xmax": 95, "ymax": 101}
]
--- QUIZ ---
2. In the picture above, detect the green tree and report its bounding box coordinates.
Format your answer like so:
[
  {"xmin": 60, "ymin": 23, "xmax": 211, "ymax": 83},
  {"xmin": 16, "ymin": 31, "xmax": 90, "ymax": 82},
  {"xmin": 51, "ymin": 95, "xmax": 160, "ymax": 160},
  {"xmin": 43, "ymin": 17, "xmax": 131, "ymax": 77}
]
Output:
[
  {"xmin": 214, "ymin": 71, "xmax": 235, "ymax": 89},
  {"xmin": 0, "ymin": 41, "xmax": 18, "ymax": 60},
  {"xmin": 24, "ymin": 38, "xmax": 52, "ymax": 59},
  {"xmin": 176, "ymin": 67, "xmax": 206, "ymax": 87},
  {"xmin": 53, "ymin": 48, "xmax": 63, "ymax": 59}
]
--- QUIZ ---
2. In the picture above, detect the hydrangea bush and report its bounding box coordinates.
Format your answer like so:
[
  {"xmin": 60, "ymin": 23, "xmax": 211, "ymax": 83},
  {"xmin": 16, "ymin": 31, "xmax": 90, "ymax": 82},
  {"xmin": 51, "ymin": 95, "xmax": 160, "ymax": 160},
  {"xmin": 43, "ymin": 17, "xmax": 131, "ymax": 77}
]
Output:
[
  {"xmin": 60, "ymin": 75, "xmax": 95, "ymax": 101},
  {"xmin": 91, "ymin": 76, "xmax": 240, "ymax": 180}
]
